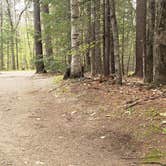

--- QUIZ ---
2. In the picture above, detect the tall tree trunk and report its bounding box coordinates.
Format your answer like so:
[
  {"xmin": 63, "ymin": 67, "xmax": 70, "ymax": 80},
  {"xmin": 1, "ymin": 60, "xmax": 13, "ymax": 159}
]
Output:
[
  {"xmin": 70, "ymin": 0, "xmax": 83, "ymax": 77},
  {"xmin": 67, "ymin": 0, "xmax": 72, "ymax": 66},
  {"xmin": 90, "ymin": 0, "xmax": 96, "ymax": 76},
  {"xmin": 153, "ymin": 0, "xmax": 166, "ymax": 84},
  {"xmin": 145, "ymin": 0, "xmax": 155, "ymax": 83},
  {"xmin": 103, "ymin": 0, "xmax": 110, "ymax": 76},
  {"xmin": 33, "ymin": 0, "xmax": 46, "ymax": 73},
  {"xmin": 121, "ymin": 15, "xmax": 125, "ymax": 75},
  {"xmin": 85, "ymin": 1, "xmax": 91, "ymax": 71},
  {"xmin": 42, "ymin": 3, "xmax": 54, "ymax": 69},
  {"xmin": 110, "ymin": 26, "xmax": 115, "ymax": 74},
  {"xmin": 110, "ymin": 0, "xmax": 122, "ymax": 84},
  {"xmin": 95, "ymin": 0, "xmax": 102, "ymax": 74},
  {"xmin": 135, "ymin": 0, "xmax": 146, "ymax": 77}
]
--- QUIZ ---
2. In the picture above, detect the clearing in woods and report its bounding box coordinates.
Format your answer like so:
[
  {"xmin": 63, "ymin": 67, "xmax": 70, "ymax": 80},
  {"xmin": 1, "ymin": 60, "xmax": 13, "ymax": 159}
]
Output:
[{"xmin": 0, "ymin": 71, "xmax": 166, "ymax": 166}]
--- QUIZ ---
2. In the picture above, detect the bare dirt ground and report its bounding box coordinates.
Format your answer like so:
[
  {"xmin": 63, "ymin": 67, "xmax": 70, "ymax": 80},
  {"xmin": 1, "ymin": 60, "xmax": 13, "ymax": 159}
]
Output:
[{"xmin": 0, "ymin": 71, "xmax": 165, "ymax": 166}]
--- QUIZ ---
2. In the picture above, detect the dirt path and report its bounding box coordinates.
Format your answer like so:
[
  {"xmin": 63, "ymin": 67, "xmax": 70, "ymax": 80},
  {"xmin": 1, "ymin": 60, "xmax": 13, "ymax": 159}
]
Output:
[{"xmin": 0, "ymin": 71, "xmax": 138, "ymax": 166}]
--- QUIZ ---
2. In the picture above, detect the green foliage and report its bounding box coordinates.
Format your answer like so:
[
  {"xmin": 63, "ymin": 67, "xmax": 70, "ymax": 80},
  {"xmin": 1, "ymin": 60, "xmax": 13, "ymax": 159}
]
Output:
[
  {"xmin": 162, "ymin": 128, "xmax": 166, "ymax": 134},
  {"xmin": 44, "ymin": 56, "xmax": 66, "ymax": 72},
  {"xmin": 0, "ymin": 7, "xmax": 34, "ymax": 71},
  {"xmin": 0, "ymin": 0, "xmax": 137, "ymax": 73},
  {"xmin": 40, "ymin": 0, "xmax": 71, "ymax": 72},
  {"xmin": 125, "ymin": 108, "xmax": 135, "ymax": 115},
  {"xmin": 145, "ymin": 108, "xmax": 159, "ymax": 118},
  {"xmin": 116, "ymin": 0, "xmax": 136, "ymax": 72}
]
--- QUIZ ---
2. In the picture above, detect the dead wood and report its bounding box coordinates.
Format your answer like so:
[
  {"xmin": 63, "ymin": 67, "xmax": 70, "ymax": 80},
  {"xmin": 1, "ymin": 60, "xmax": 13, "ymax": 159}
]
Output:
[{"xmin": 125, "ymin": 93, "xmax": 166, "ymax": 109}]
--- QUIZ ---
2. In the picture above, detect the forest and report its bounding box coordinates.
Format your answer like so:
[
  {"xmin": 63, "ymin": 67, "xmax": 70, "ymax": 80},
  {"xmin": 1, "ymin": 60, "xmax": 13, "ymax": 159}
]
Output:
[
  {"xmin": 0, "ymin": 0, "xmax": 165, "ymax": 84},
  {"xmin": 0, "ymin": 0, "xmax": 166, "ymax": 165}
]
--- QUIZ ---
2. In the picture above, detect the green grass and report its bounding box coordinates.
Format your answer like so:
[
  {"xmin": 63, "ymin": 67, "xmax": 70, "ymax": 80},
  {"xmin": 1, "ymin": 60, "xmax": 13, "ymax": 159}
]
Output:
[
  {"xmin": 143, "ymin": 149, "xmax": 166, "ymax": 163},
  {"xmin": 145, "ymin": 108, "xmax": 159, "ymax": 118},
  {"xmin": 53, "ymin": 75, "xmax": 63, "ymax": 85}
]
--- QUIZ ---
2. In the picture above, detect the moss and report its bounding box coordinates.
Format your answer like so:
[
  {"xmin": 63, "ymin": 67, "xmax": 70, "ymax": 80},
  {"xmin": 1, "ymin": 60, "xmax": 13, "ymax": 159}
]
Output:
[
  {"xmin": 162, "ymin": 128, "xmax": 166, "ymax": 134},
  {"xmin": 143, "ymin": 149, "xmax": 166, "ymax": 163},
  {"xmin": 53, "ymin": 75, "xmax": 63, "ymax": 85},
  {"xmin": 145, "ymin": 108, "xmax": 159, "ymax": 118},
  {"xmin": 125, "ymin": 108, "xmax": 135, "ymax": 115},
  {"xmin": 149, "ymin": 124, "xmax": 161, "ymax": 134}
]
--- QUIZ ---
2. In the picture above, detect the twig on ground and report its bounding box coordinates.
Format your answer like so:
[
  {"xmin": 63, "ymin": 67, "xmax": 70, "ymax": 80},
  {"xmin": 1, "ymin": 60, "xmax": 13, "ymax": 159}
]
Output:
[
  {"xmin": 125, "ymin": 93, "xmax": 166, "ymax": 109},
  {"xmin": 139, "ymin": 161, "xmax": 166, "ymax": 166}
]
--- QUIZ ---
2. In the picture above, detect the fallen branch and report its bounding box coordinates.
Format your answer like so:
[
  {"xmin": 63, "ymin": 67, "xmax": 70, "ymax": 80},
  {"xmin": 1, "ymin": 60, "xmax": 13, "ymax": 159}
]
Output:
[
  {"xmin": 125, "ymin": 93, "xmax": 166, "ymax": 109},
  {"xmin": 139, "ymin": 161, "xmax": 166, "ymax": 166},
  {"xmin": 125, "ymin": 101, "xmax": 140, "ymax": 109}
]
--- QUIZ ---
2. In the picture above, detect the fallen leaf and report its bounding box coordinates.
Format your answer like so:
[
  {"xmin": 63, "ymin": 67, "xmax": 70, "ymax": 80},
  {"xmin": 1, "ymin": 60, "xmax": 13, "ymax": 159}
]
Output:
[
  {"xmin": 24, "ymin": 161, "xmax": 28, "ymax": 164},
  {"xmin": 100, "ymin": 136, "xmax": 106, "ymax": 139},
  {"xmin": 71, "ymin": 111, "xmax": 77, "ymax": 115},
  {"xmin": 161, "ymin": 121, "xmax": 166, "ymax": 125},
  {"xmin": 90, "ymin": 112, "xmax": 96, "ymax": 116},
  {"xmin": 35, "ymin": 161, "xmax": 44, "ymax": 165}
]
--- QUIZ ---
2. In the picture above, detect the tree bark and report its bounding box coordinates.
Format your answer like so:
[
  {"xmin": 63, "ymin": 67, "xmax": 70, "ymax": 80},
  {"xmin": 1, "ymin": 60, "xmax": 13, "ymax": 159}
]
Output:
[
  {"xmin": 42, "ymin": 3, "xmax": 54, "ymax": 69},
  {"xmin": 85, "ymin": 1, "xmax": 91, "ymax": 71},
  {"xmin": 145, "ymin": 0, "xmax": 155, "ymax": 83},
  {"xmin": 110, "ymin": 0, "xmax": 122, "ymax": 84},
  {"xmin": 110, "ymin": 26, "xmax": 115, "ymax": 74},
  {"xmin": 135, "ymin": 0, "xmax": 146, "ymax": 77},
  {"xmin": 95, "ymin": 0, "xmax": 102, "ymax": 74},
  {"xmin": 103, "ymin": 0, "xmax": 110, "ymax": 76},
  {"xmin": 121, "ymin": 14, "xmax": 125, "ymax": 75},
  {"xmin": 70, "ymin": 0, "xmax": 83, "ymax": 78},
  {"xmin": 153, "ymin": 0, "xmax": 166, "ymax": 84},
  {"xmin": 33, "ymin": 0, "xmax": 46, "ymax": 73},
  {"xmin": 90, "ymin": 0, "xmax": 96, "ymax": 76}
]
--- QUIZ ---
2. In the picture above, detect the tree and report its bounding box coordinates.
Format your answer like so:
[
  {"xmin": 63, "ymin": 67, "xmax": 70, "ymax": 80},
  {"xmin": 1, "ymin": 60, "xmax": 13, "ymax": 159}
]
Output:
[
  {"xmin": 70, "ymin": 0, "xmax": 83, "ymax": 78},
  {"xmin": 110, "ymin": 0, "xmax": 122, "ymax": 84},
  {"xmin": 84, "ymin": 1, "xmax": 91, "ymax": 71},
  {"xmin": 135, "ymin": 0, "xmax": 146, "ymax": 77},
  {"xmin": 145, "ymin": 0, "xmax": 155, "ymax": 83},
  {"xmin": 33, "ymin": 0, "xmax": 45, "ymax": 73},
  {"xmin": 90, "ymin": 0, "xmax": 96, "ymax": 76},
  {"xmin": 42, "ymin": 2, "xmax": 54, "ymax": 70},
  {"xmin": 110, "ymin": 26, "xmax": 115, "ymax": 75},
  {"xmin": 90, "ymin": 0, "xmax": 102, "ymax": 76},
  {"xmin": 103, "ymin": 0, "xmax": 111, "ymax": 76},
  {"xmin": 94, "ymin": 0, "xmax": 102, "ymax": 74},
  {"xmin": 153, "ymin": 0, "xmax": 166, "ymax": 84}
]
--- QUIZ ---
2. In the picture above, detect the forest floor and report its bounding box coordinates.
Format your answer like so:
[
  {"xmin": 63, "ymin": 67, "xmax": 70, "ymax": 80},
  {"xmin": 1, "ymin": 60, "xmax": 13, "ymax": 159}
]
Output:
[{"xmin": 0, "ymin": 71, "xmax": 165, "ymax": 166}]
